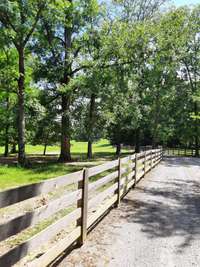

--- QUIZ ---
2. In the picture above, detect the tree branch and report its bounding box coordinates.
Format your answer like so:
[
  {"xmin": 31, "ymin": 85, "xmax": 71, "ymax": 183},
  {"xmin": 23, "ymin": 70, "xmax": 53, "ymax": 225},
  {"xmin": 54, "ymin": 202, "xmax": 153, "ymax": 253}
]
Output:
[{"xmin": 23, "ymin": 3, "xmax": 45, "ymax": 45}]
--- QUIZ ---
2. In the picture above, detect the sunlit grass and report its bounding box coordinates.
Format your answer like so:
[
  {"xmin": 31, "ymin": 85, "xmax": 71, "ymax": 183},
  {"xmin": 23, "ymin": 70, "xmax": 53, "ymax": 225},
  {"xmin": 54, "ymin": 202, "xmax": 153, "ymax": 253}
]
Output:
[
  {"xmin": 0, "ymin": 139, "xmax": 134, "ymax": 190},
  {"xmin": 0, "ymin": 139, "xmax": 115, "ymax": 155},
  {"xmin": 0, "ymin": 164, "xmax": 83, "ymax": 191}
]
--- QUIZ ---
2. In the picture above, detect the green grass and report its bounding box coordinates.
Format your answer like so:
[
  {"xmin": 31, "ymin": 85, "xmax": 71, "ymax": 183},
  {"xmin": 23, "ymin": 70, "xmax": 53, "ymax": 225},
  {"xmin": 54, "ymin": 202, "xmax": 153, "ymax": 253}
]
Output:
[
  {"xmin": 0, "ymin": 139, "xmax": 132, "ymax": 191},
  {"xmin": 0, "ymin": 164, "xmax": 83, "ymax": 191},
  {"xmin": 0, "ymin": 139, "xmax": 115, "ymax": 156}
]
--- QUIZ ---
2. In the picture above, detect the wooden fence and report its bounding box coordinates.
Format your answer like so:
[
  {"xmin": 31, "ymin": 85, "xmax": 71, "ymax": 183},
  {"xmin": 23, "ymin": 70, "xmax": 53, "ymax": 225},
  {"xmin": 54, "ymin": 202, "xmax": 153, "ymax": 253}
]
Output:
[
  {"xmin": 0, "ymin": 148, "xmax": 163, "ymax": 267},
  {"xmin": 164, "ymin": 147, "xmax": 199, "ymax": 157}
]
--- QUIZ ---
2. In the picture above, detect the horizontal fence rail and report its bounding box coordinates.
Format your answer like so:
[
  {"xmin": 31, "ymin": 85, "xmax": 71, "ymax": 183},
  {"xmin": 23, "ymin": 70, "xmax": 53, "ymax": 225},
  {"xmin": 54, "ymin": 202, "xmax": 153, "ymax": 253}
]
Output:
[
  {"xmin": 164, "ymin": 147, "xmax": 199, "ymax": 157},
  {"xmin": 0, "ymin": 148, "xmax": 163, "ymax": 267}
]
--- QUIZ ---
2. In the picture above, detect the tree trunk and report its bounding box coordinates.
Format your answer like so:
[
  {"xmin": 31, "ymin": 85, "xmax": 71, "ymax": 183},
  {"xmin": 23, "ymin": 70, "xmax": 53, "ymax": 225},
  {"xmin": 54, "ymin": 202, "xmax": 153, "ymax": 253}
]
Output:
[
  {"xmin": 4, "ymin": 96, "xmax": 10, "ymax": 157},
  {"xmin": 135, "ymin": 128, "xmax": 140, "ymax": 153},
  {"xmin": 87, "ymin": 140, "xmax": 92, "ymax": 159},
  {"xmin": 58, "ymin": 94, "xmax": 71, "ymax": 162},
  {"xmin": 194, "ymin": 102, "xmax": 199, "ymax": 157},
  {"xmin": 4, "ymin": 125, "xmax": 9, "ymax": 157},
  {"xmin": 58, "ymin": 16, "xmax": 72, "ymax": 162},
  {"xmin": 17, "ymin": 46, "xmax": 26, "ymax": 165},
  {"xmin": 87, "ymin": 94, "xmax": 96, "ymax": 159},
  {"xmin": 43, "ymin": 143, "xmax": 47, "ymax": 156},
  {"xmin": 116, "ymin": 143, "xmax": 121, "ymax": 156},
  {"xmin": 10, "ymin": 142, "xmax": 17, "ymax": 154}
]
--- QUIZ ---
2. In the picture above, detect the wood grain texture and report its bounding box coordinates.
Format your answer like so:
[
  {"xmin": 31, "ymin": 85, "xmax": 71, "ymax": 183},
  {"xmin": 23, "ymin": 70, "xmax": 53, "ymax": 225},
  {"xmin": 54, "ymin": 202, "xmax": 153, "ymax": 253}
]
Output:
[
  {"xmin": 88, "ymin": 160, "xmax": 118, "ymax": 177},
  {"xmin": 0, "ymin": 208, "xmax": 81, "ymax": 267},
  {"xmin": 89, "ymin": 171, "xmax": 118, "ymax": 192},
  {"xmin": 0, "ymin": 170, "xmax": 83, "ymax": 208},
  {"xmin": 0, "ymin": 189, "xmax": 82, "ymax": 242},
  {"xmin": 29, "ymin": 226, "xmax": 81, "ymax": 267}
]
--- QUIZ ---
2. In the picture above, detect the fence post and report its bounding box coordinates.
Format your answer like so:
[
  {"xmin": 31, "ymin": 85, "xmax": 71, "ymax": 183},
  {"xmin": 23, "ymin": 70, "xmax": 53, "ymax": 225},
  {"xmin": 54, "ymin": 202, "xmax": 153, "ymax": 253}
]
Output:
[
  {"xmin": 151, "ymin": 150, "xmax": 153, "ymax": 169},
  {"xmin": 116, "ymin": 158, "xmax": 121, "ymax": 206},
  {"xmin": 78, "ymin": 168, "xmax": 89, "ymax": 246},
  {"xmin": 144, "ymin": 151, "xmax": 146, "ymax": 175},
  {"xmin": 135, "ymin": 153, "xmax": 138, "ymax": 184},
  {"xmin": 155, "ymin": 150, "xmax": 157, "ymax": 165}
]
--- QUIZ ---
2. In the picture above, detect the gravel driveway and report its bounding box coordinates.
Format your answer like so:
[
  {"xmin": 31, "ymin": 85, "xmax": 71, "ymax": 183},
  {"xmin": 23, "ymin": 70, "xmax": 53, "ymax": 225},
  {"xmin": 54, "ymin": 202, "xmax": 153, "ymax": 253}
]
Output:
[{"xmin": 57, "ymin": 157, "xmax": 200, "ymax": 267}]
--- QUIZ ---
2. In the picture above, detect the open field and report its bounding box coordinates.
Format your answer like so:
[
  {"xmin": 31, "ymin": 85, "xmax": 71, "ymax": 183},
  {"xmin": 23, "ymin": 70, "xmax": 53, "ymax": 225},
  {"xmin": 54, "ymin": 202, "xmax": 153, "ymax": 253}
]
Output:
[
  {"xmin": 0, "ymin": 140, "xmax": 133, "ymax": 190},
  {"xmin": 0, "ymin": 139, "xmax": 116, "ymax": 157}
]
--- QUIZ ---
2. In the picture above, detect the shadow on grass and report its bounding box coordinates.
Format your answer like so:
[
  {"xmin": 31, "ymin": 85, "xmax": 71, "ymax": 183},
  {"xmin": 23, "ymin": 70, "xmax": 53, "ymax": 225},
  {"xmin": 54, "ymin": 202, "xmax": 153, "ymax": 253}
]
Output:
[
  {"xmin": 95, "ymin": 143, "xmax": 114, "ymax": 148},
  {"xmin": 0, "ymin": 151, "xmax": 133, "ymax": 166}
]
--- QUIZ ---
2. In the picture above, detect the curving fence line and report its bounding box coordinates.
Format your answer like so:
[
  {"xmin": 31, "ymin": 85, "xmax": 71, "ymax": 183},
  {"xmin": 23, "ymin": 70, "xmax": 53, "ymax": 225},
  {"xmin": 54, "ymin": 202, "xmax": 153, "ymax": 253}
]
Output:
[{"xmin": 0, "ymin": 148, "xmax": 163, "ymax": 267}]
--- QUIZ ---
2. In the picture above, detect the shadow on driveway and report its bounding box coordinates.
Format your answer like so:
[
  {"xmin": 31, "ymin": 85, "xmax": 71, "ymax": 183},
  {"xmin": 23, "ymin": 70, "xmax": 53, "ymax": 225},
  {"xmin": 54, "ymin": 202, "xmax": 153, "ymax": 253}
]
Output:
[{"xmin": 119, "ymin": 158, "xmax": 200, "ymax": 253}]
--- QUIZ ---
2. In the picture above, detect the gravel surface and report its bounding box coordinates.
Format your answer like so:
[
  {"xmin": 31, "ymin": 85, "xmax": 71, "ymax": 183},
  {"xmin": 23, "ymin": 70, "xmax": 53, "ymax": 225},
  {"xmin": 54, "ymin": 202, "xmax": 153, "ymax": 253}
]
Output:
[{"xmin": 57, "ymin": 157, "xmax": 200, "ymax": 267}]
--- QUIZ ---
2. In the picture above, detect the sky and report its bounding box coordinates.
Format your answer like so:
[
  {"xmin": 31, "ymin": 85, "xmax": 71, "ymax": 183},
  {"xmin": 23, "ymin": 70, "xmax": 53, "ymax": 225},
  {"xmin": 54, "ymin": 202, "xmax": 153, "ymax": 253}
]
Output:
[{"xmin": 173, "ymin": 0, "xmax": 199, "ymax": 6}]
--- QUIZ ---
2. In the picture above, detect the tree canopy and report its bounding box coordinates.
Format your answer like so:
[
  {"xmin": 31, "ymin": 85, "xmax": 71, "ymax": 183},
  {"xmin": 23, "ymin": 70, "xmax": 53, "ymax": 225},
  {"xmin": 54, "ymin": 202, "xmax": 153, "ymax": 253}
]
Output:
[{"xmin": 0, "ymin": 0, "xmax": 199, "ymax": 164}]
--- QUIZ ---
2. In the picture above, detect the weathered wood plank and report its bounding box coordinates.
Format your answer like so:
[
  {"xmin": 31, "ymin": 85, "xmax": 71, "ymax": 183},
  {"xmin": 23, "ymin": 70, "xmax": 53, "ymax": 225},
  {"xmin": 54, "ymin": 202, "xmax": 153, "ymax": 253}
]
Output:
[
  {"xmin": 120, "ymin": 154, "xmax": 135, "ymax": 164},
  {"xmin": 146, "ymin": 165, "xmax": 151, "ymax": 172},
  {"xmin": 144, "ymin": 152, "xmax": 147, "ymax": 175},
  {"xmin": 120, "ymin": 171, "xmax": 134, "ymax": 195},
  {"xmin": 117, "ymin": 158, "xmax": 121, "ymax": 206},
  {"xmin": 135, "ymin": 153, "xmax": 138, "ymax": 182},
  {"xmin": 121, "ymin": 170, "xmax": 135, "ymax": 185},
  {"xmin": 0, "ymin": 189, "xmax": 82, "ymax": 242},
  {"xmin": 87, "ymin": 194, "xmax": 117, "ymax": 229},
  {"xmin": 146, "ymin": 154, "xmax": 152, "ymax": 160},
  {"xmin": 126, "ymin": 178, "xmax": 136, "ymax": 191},
  {"xmin": 88, "ymin": 183, "xmax": 118, "ymax": 211},
  {"xmin": 137, "ymin": 170, "xmax": 145, "ymax": 181},
  {"xmin": 120, "ymin": 166, "xmax": 131, "ymax": 175},
  {"xmin": 0, "ymin": 170, "xmax": 83, "ymax": 208},
  {"xmin": 137, "ymin": 152, "xmax": 145, "ymax": 159},
  {"xmin": 137, "ymin": 157, "xmax": 145, "ymax": 165},
  {"xmin": 126, "ymin": 162, "xmax": 135, "ymax": 170},
  {"xmin": 79, "ymin": 169, "xmax": 89, "ymax": 245},
  {"xmin": 89, "ymin": 171, "xmax": 118, "ymax": 192},
  {"xmin": 88, "ymin": 160, "xmax": 119, "ymax": 177},
  {"xmin": 0, "ymin": 208, "xmax": 81, "ymax": 267},
  {"xmin": 29, "ymin": 226, "xmax": 81, "ymax": 267},
  {"xmin": 145, "ymin": 150, "xmax": 152, "ymax": 156},
  {"xmin": 137, "ymin": 164, "xmax": 144, "ymax": 171}
]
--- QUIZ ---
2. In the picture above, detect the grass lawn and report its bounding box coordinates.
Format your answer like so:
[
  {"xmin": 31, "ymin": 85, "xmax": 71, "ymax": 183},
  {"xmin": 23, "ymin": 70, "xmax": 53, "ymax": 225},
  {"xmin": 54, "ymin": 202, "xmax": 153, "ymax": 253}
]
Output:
[
  {"xmin": 0, "ymin": 140, "xmax": 132, "ymax": 191},
  {"xmin": 0, "ymin": 139, "xmax": 115, "ymax": 156}
]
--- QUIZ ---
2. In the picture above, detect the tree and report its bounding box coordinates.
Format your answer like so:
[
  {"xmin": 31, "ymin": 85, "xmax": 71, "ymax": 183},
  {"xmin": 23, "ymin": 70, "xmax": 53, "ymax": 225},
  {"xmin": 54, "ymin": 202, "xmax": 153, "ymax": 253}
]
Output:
[
  {"xmin": 0, "ymin": 0, "xmax": 47, "ymax": 165},
  {"xmin": 0, "ymin": 44, "xmax": 18, "ymax": 157},
  {"xmin": 34, "ymin": 0, "xmax": 101, "ymax": 162}
]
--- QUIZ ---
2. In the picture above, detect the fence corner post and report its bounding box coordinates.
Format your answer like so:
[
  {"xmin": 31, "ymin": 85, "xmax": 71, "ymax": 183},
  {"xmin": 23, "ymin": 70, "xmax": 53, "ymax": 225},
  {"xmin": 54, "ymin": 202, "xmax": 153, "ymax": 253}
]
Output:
[
  {"xmin": 78, "ymin": 168, "xmax": 89, "ymax": 246},
  {"xmin": 116, "ymin": 157, "xmax": 121, "ymax": 207}
]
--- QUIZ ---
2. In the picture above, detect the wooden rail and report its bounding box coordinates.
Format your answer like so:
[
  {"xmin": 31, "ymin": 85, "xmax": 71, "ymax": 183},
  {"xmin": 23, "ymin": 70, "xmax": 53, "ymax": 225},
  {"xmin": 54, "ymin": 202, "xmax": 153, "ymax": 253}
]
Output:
[
  {"xmin": 164, "ymin": 147, "xmax": 199, "ymax": 157},
  {"xmin": 0, "ymin": 148, "xmax": 163, "ymax": 267}
]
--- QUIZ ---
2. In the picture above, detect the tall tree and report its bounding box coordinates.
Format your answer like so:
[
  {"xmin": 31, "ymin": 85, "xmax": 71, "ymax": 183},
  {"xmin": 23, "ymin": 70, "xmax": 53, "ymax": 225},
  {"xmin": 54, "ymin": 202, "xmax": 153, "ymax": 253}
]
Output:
[
  {"xmin": 34, "ymin": 0, "xmax": 100, "ymax": 162},
  {"xmin": 0, "ymin": 0, "xmax": 47, "ymax": 165}
]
